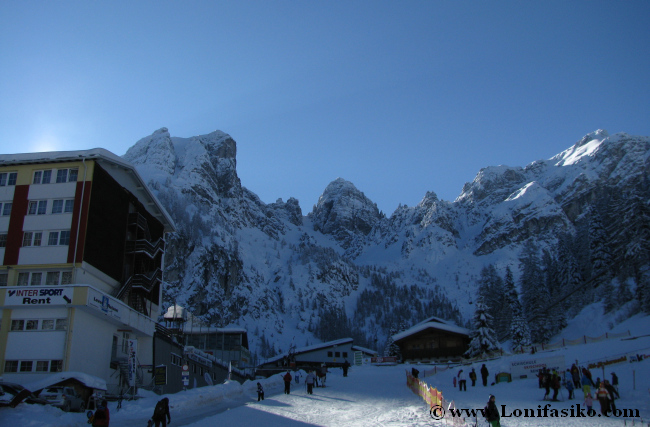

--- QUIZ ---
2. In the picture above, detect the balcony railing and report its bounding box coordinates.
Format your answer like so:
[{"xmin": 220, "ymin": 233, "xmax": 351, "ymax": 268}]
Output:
[
  {"xmin": 125, "ymin": 238, "xmax": 165, "ymax": 259},
  {"xmin": 116, "ymin": 269, "xmax": 161, "ymax": 300}
]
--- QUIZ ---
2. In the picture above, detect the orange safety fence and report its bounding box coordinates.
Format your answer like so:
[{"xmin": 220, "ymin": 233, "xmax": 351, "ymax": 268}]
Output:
[{"xmin": 406, "ymin": 370, "xmax": 464, "ymax": 425}]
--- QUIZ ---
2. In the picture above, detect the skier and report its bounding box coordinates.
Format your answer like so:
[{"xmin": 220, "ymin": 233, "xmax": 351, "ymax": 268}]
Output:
[
  {"xmin": 611, "ymin": 372, "xmax": 619, "ymax": 395},
  {"xmin": 257, "ymin": 382, "xmax": 265, "ymax": 401},
  {"xmin": 91, "ymin": 399, "xmax": 109, "ymax": 427},
  {"xmin": 481, "ymin": 364, "xmax": 489, "ymax": 387},
  {"xmin": 319, "ymin": 364, "xmax": 328, "ymax": 387},
  {"xmin": 584, "ymin": 392, "xmax": 594, "ymax": 415},
  {"xmin": 565, "ymin": 371, "xmax": 575, "ymax": 400},
  {"xmin": 469, "ymin": 368, "xmax": 477, "ymax": 386},
  {"xmin": 294, "ymin": 370, "xmax": 301, "ymax": 384},
  {"xmin": 543, "ymin": 370, "xmax": 551, "ymax": 400},
  {"xmin": 151, "ymin": 397, "xmax": 171, "ymax": 427},
  {"xmin": 485, "ymin": 395, "xmax": 500, "ymax": 427},
  {"xmin": 596, "ymin": 384, "xmax": 612, "ymax": 415},
  {"xmin": 458, "ymin": 369, "xmax": 467, "ymax": 391},
  {"xmin": 571, "ymin": 364, "xmax": 581, "ymax": 389},
  {"xmin": 581, "ymin": 369, "xmax": 592, "ymax": 398},
  {"xmin": 306, "ymin": 370, "xmax": 317, "ymax": 395},
  {"xmin": 551, "ymin": 374, "xmax": 561, "ymax": 401},
  {"xmin": 283, "ymin": 371, "xmax": 293, "ymax": 394},
  {"xmin": 603, "ymin": 380, "xmax": 618, "ymax": 412},
  {"xmin": 342, "ymin": 359, "xmax": 351, "ymax": 377}
]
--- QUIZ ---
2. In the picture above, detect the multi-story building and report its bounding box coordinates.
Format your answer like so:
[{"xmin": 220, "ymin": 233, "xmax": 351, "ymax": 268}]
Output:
[{"xmin": 0, "ymin": 148, "xmax": 175, "ymax": 394}]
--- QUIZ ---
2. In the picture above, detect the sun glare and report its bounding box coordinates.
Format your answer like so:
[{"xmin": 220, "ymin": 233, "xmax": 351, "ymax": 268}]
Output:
[{"xmin": 30, "ymin": 135, "xmax": 60, "ymax": 153}]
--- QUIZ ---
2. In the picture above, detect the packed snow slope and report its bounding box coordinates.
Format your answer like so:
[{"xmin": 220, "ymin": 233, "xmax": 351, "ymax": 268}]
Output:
[
  {"xmin": 3, "ymin": 314, "xmax": 649, "ymax": 426},
  {"xmin": 121, "ymin": 128, "xmax": 650, "ymax": 355}
]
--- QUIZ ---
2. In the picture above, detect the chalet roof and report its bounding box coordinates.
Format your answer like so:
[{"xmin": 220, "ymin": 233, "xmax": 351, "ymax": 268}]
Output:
[
  {"xmin": 352, "ymin": 345, "xmax": 378, "ymax": 356},
  {"xmin": 392, "ymin": 318, "xmax": 469, "ymax": 343},
  {"xmin": 263, "ymin": 338, "xmax": 354, "ymax": 365},
  {"xmin": 0, "ymin": 148, "xmax": 175, "ymax": 232},
  {"xmin": 23, "ymin": 371, "xmax": 107, "ymax": 392}
]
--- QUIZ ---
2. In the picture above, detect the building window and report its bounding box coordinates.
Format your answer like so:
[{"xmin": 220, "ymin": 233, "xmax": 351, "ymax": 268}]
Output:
[
  {"xmin": 33, "ymin": 170, "xmax": 52, "ymax": 184},
  {"xmin": 0, "ymin": 234, "xmax": 7, "ymax": 248},
  {"xmin": 23, "ymin": 232, "xmax": 43, "ymax": 247},
  {"xmin": 343, "ymin": 352, "xmax": 348, "ymax": 358},
  {"xmin": 335, "ymin": 352, "xmax": 340, "ymax": 358},
  {"xmin": 4, "ymin": 360, "xmax": 18, "ymax": 372},
  {"xmin": 61, "ymin": 271, "xmax": 72, "ymax": 284},
  {"xmin": 19, "ymin": 361, "xmax": 33, "ymax": 372},
  {"xmin": 56, "ymin": 168, "xmax": 78, "ymax": 183},
  {"xmin": 17, "ymin": 272, "xmax": 29, "ymax": 286},
  {"xmin": 48, "ymin": 231, "xmax": 70, "ymax": 246},
  {"xmin": 0, "ymin": 202, "xmax": 11, "ymax": 216},
  {"xmin": 28, "ymin": 200, "xmax": 47, "ymax": 215},
  {"xmin": 51, "ymin": 199, "xmax": 74, "ymax": 214},
  {"xmin": 327, "ymin": 351, "xmax": 333, "ymax": 357},
  {"xmin": 55, "ymin": 319, "xmax": 68, "ymax": 331},
  {"xmin": 42, "ymin": 319, "xmax": 55, "ymax": 330},
  {"xmin": 0, "ymin": 273, "xmax": 7, "ymax": 286},
  {"xmin": 0, "ymin": 172, "xmax": 17, "ymax": 186},
  {"xmin": 11, "ymin": 320, "xmax": 25, "ymax": 331},
  {"xmin": 30, "ymin": 273, "xmax": 42, "ymax": 286},
  {"xmin": 36, "ymin": 361, "xmax": 49, "ymax": 372},
  {"xmin": 50, "ymin": 360, "xmax": 63, "ymax": 372}
]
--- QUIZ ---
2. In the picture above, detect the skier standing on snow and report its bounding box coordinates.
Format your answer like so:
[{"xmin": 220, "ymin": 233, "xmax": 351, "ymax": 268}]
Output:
[
  {"xmin": 481, "ymin": 364, "xmax": 489, "ymax": 387},
  {"xmin": 283, "ymin": 371, "xmax": 293, "ymax": 394},
  {"xmin": 604, "ymin": 380, "xmax": 618, "ymax": 412},
  {"xmin": 257, "ymin": 382, "xmax": 264, "ymax": 401},
  {"xmin": 551, "ymin": 373, "xmax": 561, "ymax": 401},
  {"xmin": 596, "ymin": 383, "xmax": 612, "ymax": 415},
  {"xmin": 611, "ymin": 372, "xmax": 619, "ymax": 395},
  {"xmin": 581, "ymin": 370, "xmax": 592, "ymax": 398},
  {"xmin": 305, "ymin": 370, "xmax": 317, "ymax": 395},
  {"xmin": 584, "ymin": 392, "xmax": 594, "ymax": 415},
  {"xmin": 458, "ymin": 369, "xmax": 467, "ymax": 391},
  {"xmin": 342, "ymin": 359, "xmax": 351, "ymax": 377},
  {"xmin": 571, "ymin": 364, "xmax": 581, "ymax": 389},
  {"xmin": 294, "ymin": 370, "xmax": 301, "ymax": 384},
  {"xmin": 485, "ymin": 395, "xmax": 500, "ymax": 427},
  {"xmin": 469, "ymin": 368, "xmax": 477, "ymax": 387},
  {"xmin": 565, "ymin": 371, "xmax": 575, "ymax": 400}
]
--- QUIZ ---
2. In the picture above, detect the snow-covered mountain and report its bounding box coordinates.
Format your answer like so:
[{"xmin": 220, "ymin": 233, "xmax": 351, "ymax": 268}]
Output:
[{"xmin": 123, "ymin": 129, "xmax": 650, "ymax": 358}]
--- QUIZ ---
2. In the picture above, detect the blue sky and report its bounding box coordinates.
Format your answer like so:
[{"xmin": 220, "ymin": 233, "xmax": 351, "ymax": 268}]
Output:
[{"xmin": 1, "ymin": 1, "xmax": 648, "ymax": 214}]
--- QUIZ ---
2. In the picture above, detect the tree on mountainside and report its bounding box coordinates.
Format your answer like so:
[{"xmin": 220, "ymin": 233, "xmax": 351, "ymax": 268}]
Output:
[{"xmin": 465, "ymin": 299, "xmax": 499, "ymax": 358}]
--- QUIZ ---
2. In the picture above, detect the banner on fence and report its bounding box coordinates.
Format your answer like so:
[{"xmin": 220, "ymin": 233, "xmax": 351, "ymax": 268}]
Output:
[{"xmin": 510, "ymin": 355, "xmax": 565, "ymax": 379}]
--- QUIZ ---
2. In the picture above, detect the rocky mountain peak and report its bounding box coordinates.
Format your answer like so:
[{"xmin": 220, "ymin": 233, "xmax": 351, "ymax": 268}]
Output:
[{"xmin": 309, "ymin": 178, "xmax": 381, "ymax": 248}]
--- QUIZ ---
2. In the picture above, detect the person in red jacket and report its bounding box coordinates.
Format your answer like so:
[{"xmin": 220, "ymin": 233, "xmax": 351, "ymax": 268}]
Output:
[
  {"xmin": 283, "ymin": 371, "xmax": 293, "ymax": 394},
  {"xmin": 91, "ymin": 399, "xmax": 110, "ymax": 427}
]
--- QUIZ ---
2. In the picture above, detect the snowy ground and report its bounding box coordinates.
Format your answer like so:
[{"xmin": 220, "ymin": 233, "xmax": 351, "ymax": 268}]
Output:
[{"xmin": 3, "ymin": 315, "xmax": 649, "ymax": 427}]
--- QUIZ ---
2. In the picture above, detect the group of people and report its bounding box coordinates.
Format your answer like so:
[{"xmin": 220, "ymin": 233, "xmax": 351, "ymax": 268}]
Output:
[
  {"xmin": 456, "ymin": 364, "xmax": 490, "ymax": 391},
  {"xmin": 537, "ymin": 364, "xmax": 621, "ymax": 415},
  {"xmin": 88, "ymin": 397, "xmax": 171, "ymax": 427}
]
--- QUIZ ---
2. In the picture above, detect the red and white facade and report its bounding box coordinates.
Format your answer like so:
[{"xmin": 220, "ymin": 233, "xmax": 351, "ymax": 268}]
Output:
[{"xmin": 0, "ymin": 149, "xmax": 175, "ymax": 393}]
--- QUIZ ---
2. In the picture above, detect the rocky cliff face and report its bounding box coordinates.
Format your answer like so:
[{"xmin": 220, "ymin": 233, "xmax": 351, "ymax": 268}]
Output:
[{"xmin": 123, "ymin": 128, "xmax": 650, "ymax": 355}]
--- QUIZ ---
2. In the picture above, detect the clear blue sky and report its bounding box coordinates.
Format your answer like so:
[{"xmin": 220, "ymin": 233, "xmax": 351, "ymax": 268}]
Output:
[{"xmin": 1, "ymin": 1, "xmax": 648, "ymax": 214}]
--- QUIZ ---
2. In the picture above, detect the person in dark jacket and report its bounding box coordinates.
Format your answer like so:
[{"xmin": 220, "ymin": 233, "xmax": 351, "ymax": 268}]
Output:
[
  {"xmin": 91, "ymin": 399, "xmax": 110, "ymax": 427},
  {"xmin": 481, "ymin": 364, "xmax": 489, "ymax": 387},
  {"xmin": 551, "ymin": 374, "xmax": 561, "ymax": 401},
  {"xmin": 604, "ymin": 380, "xmax": 617, "ymax": 412},
  {"xmin": 610, "ymin": 373, "xmax": 619, "ymax": 396},
  {"xmin": 342, "ymin": 359, "xmax": 351, "ymax": 377},
  {"xmin": 151, "ymin": 397, "xmax": 171, "ymax": 427},
  {"xmin": 485, "ymin": 395, "xmax": 500, "ymax": 427},
  {"xmin": 469, "ymin": 368, "xmax": 477, "ymax": 386},
  {"xmin": 257, "ymin": 382, "xmax": 265, "ymax": 401},
  {"xmin": 283, "ymin": 371, "xmax": 293, "ymax": 394}
]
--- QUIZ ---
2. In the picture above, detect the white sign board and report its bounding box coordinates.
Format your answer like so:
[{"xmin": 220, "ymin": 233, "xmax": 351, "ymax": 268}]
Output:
[
  {"xmin": 511, "ymin": 355, "xmax": 565, "ymax": 379},
  {"xmin": 127, "ymin": 339, "xmax": 138, "ymax": 387},
  {"xmin": 4, "ymin": 287, "xmax": 73, "ymax": 306},
  {"xmin": 87, "ymin": 288, "xmax": 123, "ymax": 321}
]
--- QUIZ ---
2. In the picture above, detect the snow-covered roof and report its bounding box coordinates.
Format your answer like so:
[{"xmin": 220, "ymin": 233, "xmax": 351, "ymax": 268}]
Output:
[
  {"xmin": 262, "ymin": 338, "xmax": 354, "ymax": 365},
  {"xmin": 23, "ymin": 372, "xmax": 107, "ymax": 392},
  {"xmin": 392, "ymin": 320, "xmax": 469, "ymax": 342},
  {"xmin": 352, "ymin": 345, "xmax": 378, "ymax": 356},
  {"xmin": 0, "ymin": 148, "xmax": 175, "ymax": 232}
]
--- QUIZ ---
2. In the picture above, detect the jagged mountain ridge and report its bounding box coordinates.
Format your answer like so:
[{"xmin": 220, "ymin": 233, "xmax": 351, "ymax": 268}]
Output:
[{"xmin": 123, "ymin": 128, "xmax": 650, "ymax": 356}]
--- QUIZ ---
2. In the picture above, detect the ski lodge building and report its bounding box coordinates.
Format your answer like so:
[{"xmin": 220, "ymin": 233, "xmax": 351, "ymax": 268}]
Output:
[
  {"xmin": 392, "ymin": 316, "xmax": 470, "ymax": 362},
  {"xmin": 0, "ymin": 149, "xmax": 175, "ymax": 394}
]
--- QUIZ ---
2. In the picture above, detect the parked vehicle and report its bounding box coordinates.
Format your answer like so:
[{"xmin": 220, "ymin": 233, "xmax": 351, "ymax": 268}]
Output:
[
  {"xmin": 0, "ymin": 382, "xmax": 49, "ymax": 407},
  {"xmin": 39, "ymin": 386, "xmax": 86, "ymax": 412}
]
